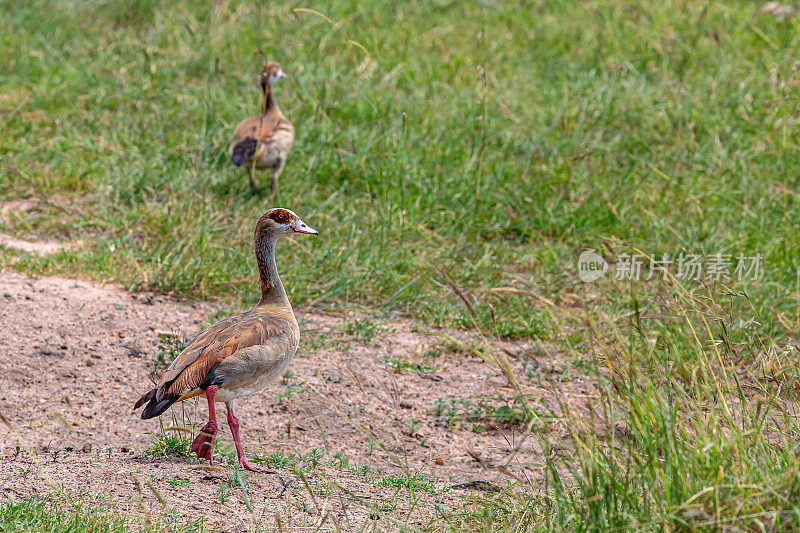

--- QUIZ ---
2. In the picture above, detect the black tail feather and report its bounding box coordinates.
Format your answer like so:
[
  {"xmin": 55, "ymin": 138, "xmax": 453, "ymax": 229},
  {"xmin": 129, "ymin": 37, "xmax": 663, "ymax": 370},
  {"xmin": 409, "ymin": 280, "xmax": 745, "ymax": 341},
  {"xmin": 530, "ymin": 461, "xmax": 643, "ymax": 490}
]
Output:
[
  {"xmin": 231, "ymin": 138, "xmax": 258, "ymax": 166},
  {"xmin": 141, "ymin": 395, "xmax": 179, "ymax": 420},
  {"xmin": 134, "ymin": 388, "xmax": 179, "ymax": 420},
  {"xmin": 133, "ymin": 388, "xmax": 155, "ymax": 411}
]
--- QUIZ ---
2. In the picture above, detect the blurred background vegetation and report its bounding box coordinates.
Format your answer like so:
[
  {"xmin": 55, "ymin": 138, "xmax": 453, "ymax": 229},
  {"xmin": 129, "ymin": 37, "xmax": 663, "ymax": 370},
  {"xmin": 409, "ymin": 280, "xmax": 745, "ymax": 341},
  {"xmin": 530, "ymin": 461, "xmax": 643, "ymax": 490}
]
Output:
[{"xmin": 3, "ymin": 0, "xmax": 799, "ymax": 338}]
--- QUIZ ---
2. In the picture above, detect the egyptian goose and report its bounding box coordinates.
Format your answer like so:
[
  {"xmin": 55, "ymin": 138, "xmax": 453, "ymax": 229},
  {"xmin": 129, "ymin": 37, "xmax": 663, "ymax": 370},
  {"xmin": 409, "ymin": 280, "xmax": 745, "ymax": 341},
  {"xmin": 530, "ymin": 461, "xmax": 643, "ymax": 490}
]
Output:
[
  {"xmin": 134, "ymin": 208, "xmax": 318, "ymax": 472},
  {"xmin": 230, "ymin": 62, "xmax": 294, "ymax": 200}
]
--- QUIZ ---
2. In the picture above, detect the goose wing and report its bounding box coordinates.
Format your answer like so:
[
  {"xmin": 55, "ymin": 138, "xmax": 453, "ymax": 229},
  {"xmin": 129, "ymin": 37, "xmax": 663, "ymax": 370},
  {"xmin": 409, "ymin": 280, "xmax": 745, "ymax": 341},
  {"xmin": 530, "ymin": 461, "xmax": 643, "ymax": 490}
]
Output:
[
  {"xmin": 232, "ymin": 114, "xmax": 290, "ymax": 144},
  {"xmin": 135, "ymin": 311, "xmax": 292, "ymax": 413}
]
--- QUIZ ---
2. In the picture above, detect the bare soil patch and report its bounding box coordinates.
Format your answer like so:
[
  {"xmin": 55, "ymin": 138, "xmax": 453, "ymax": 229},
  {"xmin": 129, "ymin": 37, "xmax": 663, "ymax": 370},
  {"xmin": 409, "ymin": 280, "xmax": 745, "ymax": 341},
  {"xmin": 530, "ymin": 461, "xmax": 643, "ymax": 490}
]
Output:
[
  {"xmin": 0, "ymin": 232, "xmax": 73, "ymax": 255},
  {"xmin": 0, "ymin": 270, "xmax": 590, "ymax": 529},
  {"xmin": 0, "ymin": 198, "xmax": 80, "ymax": 255}
]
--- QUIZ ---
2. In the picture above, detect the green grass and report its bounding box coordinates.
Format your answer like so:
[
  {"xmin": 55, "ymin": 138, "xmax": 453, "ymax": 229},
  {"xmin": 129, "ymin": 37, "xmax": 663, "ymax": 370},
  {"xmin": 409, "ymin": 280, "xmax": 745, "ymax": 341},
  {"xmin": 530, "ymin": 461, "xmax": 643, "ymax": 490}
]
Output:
[
  {"xmin": 146, "ymin": 433, "xmax": 192, "ymax": 459},
  {"xmin": 3, "ymin": 0, "xmax": 800, "ymax": 530},
  {"xmin": 3, "ymin": 0, "xmax": 795, "ymax": 337},
  {"xmin": 0, "ymin": 495, "xmax": 203, "ymax": 532},
  {"xmin": 159, "ymin": 476, "xmax": 191, "ymax": 487},
  {"xmin": 145, "ymin": 409, "xmax": 194, "ymax": 459},
  {"xmin": 467, "ymin": 286, "xmax": 800, "ymax": 531},
  {"xmin": 377, "ymin": 472, "xmax": 438, "ymax": 495}
]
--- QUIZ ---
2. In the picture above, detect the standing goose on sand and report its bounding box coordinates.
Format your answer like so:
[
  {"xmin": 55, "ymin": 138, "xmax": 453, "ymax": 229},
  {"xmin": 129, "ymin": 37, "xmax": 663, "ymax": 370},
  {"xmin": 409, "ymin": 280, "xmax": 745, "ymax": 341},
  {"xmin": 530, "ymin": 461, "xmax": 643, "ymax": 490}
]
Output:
[
  {"xmin": 230, "ymin": 62, "xmax": 294, "ymax": 200},
  {"xmin": 134, "ymin": 208, "xmax": 317, "ymax": 472}
]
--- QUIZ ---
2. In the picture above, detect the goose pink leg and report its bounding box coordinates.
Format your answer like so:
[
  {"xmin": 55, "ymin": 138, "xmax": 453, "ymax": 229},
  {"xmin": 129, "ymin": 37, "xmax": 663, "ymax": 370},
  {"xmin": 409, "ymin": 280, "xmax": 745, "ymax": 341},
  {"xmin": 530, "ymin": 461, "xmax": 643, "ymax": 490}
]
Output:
[
  {"xmin": 226, "ymin": 403, "xmax": 276, "ymax": 473},
  {"xmin": 190, "ymin": 385, "xmax": 219, "ymax": 463}
]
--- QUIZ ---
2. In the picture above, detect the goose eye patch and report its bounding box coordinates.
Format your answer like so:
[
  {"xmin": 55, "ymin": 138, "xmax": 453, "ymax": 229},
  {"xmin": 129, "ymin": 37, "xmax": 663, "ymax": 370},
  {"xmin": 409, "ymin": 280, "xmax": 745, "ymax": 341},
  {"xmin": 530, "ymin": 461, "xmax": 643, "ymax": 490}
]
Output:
[{"xmin": 270, "ymin": 211, "xmax": 290, "ymax": 224}]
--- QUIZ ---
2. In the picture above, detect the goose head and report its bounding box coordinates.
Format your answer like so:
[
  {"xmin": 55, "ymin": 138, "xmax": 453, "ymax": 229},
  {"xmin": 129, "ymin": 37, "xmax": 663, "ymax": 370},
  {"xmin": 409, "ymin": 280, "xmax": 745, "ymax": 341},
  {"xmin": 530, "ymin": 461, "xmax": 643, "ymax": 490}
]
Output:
[
  {"xmin": 255, "ymin": 208, "xmax": 318, "ymax": 242},
  {"xmin": 260, "ymin": 62, "xmax": 287, "ymax": 90}
]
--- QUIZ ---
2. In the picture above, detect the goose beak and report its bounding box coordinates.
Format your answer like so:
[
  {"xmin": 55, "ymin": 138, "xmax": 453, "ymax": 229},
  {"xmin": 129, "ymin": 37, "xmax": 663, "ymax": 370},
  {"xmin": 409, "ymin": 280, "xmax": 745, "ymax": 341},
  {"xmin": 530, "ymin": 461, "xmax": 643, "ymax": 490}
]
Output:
[{"xmin": 293, "ymin": 219, "xmax": 318, "ymax": 235}]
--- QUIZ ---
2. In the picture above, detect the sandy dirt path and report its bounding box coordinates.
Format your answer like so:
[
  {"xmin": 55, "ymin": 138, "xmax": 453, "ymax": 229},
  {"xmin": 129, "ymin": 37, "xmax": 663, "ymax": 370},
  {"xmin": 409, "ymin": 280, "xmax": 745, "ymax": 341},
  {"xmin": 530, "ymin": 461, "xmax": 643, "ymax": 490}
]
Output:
[{"xmin": 0, "ymin": 270, "xmax": 584, "ymax": 529}]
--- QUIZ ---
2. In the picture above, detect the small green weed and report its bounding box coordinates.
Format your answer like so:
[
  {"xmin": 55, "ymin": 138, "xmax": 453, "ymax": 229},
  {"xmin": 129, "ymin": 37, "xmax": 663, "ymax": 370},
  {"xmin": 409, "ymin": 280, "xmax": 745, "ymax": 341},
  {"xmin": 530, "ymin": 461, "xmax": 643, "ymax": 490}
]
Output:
[
  {"xmin": 252, "ymin": 450, "xmax": 293, "ymax": 470},
  {"xmin": 216, "ymin": 484, "xmax": 230, "ymax": 504},
  {"xmin": 380, "ymin": 356, "xmax": 437, "ymax": 373},
  {"xmin": 377, "ymin": 472, "xmax": 437, "ymax": 494},
  {"xmin": 431, "ymin": 395, "xmax": 530, "ymax": 431},
  {"xmin": 146, "ymin": 434, "xmax": 191, "ymax": 459},
  {"xmin": 275, "ymin": 383, "xmax": 306, "ymax": 403},
  {"xmin": 159, "ymin": 476, "xmax": 191, "ymax": 487},
  {"xmin": 333, "ymin": 451, "xmax": 350, "ymax": 468},
  {"xmin": 352, "ymin": 463, "xmax": 385, "ymax": 480},
  {"xmin": 299, "ymin": 448, "xmax": 325, "ymax": 469},
  {"xmin": 342, "ymin": 316, "xmax": 393, "ymax": 344}
]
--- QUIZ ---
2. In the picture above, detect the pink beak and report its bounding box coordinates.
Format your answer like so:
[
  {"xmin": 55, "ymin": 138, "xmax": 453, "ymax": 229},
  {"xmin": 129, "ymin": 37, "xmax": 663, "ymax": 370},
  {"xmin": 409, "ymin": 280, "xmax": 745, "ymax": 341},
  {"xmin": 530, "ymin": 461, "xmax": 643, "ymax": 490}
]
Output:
[{"xmin": 292, "ymin": 219, "xmax": 318, "ymax": 235}]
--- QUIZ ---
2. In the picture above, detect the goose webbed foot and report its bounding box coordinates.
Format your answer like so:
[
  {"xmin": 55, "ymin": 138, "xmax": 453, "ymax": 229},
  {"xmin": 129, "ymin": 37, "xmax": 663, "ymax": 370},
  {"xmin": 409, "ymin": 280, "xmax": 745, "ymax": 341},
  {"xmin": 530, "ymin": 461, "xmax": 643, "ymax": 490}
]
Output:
[
  {"xmin": 191, "ymin": 385, "xmax": 219, "ymax": 463},
  {"xmin": 190, "ymin": 421, "xmax": 218, "ymax": 462}
]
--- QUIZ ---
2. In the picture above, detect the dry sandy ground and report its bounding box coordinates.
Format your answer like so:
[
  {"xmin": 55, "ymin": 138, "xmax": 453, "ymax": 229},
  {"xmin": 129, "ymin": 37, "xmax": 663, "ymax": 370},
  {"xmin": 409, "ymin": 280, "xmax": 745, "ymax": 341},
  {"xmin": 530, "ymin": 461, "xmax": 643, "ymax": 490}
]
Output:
[
  {"xmin": 0, "ymin": 199, "xmax": 75, "ymax": 256},
  {"xmin": 0, "ymin": 269, "xmax": 590, "ymax": 530}
]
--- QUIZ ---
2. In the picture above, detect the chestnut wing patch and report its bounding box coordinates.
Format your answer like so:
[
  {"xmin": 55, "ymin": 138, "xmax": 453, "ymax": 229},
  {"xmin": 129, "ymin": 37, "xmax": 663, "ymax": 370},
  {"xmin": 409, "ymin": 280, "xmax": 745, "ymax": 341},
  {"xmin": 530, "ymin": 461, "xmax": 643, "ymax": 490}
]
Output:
[
  {"xmin": 234, "ymin": 115, "xmax": 285, "ymax": 142},
  {"xmin": 155, "ymin": 312, "xmax": 292, "ymax": 401}
]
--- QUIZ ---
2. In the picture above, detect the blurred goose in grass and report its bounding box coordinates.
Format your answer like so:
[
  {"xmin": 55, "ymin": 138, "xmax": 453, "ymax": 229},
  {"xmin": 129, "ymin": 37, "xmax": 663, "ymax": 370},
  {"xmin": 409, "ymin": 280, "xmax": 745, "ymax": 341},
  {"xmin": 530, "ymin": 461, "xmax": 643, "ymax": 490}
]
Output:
[
  {"xmin": 134, "ymin": 208, "xmax": 318, "ymax": 472},
  {"xmin": 230, "ymin": 62, "xmax": 294, "ymax": 200}
]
